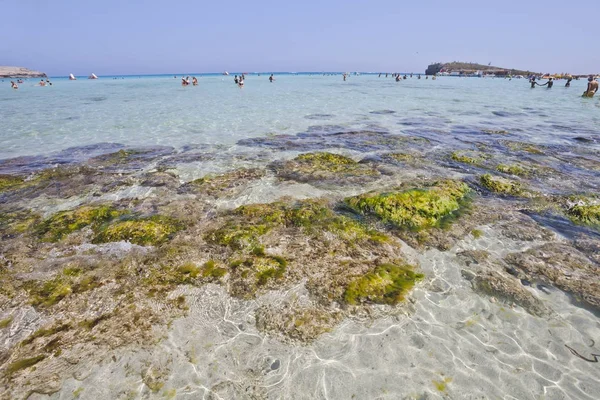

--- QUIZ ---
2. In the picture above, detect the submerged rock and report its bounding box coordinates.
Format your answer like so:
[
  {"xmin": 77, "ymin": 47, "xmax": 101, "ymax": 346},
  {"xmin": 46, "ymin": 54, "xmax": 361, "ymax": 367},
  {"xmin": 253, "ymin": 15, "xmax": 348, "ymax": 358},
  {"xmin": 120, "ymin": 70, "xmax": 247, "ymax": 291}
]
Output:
[
  {"xmin": 479, "ymin": 174, "xmax": 526, "ymax": 196},
  {"xmin": 345, "ymin": 180, "xmax": 470, "ymax": 230},
  {"xmin": 504, "ymin": 243, "xmax": 600, "ymax": 310},
  {"xmin": 565, "ymin": 198, "xmax": 600, "ymax": 228},
  {"xmin": 178, "ymin": 168, "xmax": 265, "ymax": 196},
  {"xmin": 468, "ymin": 270, "xmax": 548, "ymax": 316},
  {"xmin": 37, "ymin": 205, "xmax": 127, "ymax": 242},
  {"xmin": 270, "ymin": 152, "xmax": 380, "ymax": 185},
  {"xmin": 344, "ymin": 263, "xmax": 423, "ymax": 305},
  {"xmin": 93, "ymin": 215, "xmax": 184, "ymax": 246}
]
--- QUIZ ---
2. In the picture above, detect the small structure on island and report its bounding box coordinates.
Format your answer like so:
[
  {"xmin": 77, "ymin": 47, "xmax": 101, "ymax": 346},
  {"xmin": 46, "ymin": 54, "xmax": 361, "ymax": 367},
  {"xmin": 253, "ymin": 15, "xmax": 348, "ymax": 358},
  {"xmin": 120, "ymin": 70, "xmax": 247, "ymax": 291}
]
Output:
[
  {"xmin": 88, "ymin": 73, "xmax": 98, "ymax": 79},
  {"xmin": 69, "ymin": 73, "xmax": 77, "ymax": 80}
]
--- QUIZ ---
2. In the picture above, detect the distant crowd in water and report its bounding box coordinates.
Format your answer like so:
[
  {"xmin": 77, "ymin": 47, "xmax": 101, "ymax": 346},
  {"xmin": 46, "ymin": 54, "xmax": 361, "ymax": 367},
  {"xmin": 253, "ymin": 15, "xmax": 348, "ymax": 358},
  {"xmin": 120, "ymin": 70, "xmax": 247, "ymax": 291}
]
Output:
[
  {"xmin": 6, "ymin": 73, "xmax": 599, "ymax": 97},
  {"xmin": 529, "ymin": 75, "xmax": 598, "ymax": 97}
]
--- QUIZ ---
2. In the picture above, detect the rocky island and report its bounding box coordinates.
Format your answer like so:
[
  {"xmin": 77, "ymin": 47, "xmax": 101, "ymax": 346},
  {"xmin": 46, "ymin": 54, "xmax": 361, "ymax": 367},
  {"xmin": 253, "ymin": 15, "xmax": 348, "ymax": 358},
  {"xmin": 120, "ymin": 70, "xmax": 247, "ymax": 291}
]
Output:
[
  {"xmin": 0, "ymin": 66, "xmax": 47, "ymax": 79},
  {"xmin": 426, "ymin": 61, "xmax": 538, "ymax": 76}
]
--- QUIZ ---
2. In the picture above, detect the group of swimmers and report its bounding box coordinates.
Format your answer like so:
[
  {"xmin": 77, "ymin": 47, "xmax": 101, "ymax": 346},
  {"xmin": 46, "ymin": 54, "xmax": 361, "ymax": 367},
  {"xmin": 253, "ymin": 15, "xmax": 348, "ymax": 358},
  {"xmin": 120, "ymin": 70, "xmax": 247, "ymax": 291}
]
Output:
[
  {"xmin": 180, "ymin": 76, "xmax": 198, "ymax": 86},
  {"xmin": 530, "ymin": 75, "xmax": 598, "ymax": 97},
  {"xmin": 10, "ymin": 78, "xmax": 52, "ymax": 89},
  {"xmin": 231, "ymin": 74, "xmax": 276, "ymax": 88}
]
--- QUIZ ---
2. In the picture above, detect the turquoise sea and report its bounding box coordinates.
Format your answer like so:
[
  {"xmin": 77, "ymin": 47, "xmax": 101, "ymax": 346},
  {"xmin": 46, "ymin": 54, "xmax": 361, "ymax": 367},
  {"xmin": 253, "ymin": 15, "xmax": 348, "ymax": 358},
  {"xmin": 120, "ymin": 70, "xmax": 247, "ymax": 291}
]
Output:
[
  {"xmin": 1, "ymin": 74, "xmax": 600, "ymax": 399},
  {"xmin": 2, "ymin": 74, "xmax": 598, "ymax": 160}
]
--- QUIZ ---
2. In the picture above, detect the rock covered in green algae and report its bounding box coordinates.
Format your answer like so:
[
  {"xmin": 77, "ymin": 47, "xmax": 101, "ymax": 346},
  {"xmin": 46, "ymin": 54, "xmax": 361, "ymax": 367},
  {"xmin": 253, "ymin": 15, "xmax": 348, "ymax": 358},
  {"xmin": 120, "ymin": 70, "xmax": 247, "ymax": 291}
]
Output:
[
  {"xmin": 37, "ymin": 205, "xmax": 127, "ymax": 242},
  {"xmin": 344, "ymin": 263, "xmax": 423, "ymax": 305},
  {"xmin": 496, "ymin": 164, "xmax": 527, "ymax": 176},
  {"xmin": 451, "ymin": 151, "xmax": 488, "ymax": 165},
  {"xmin": 345, "ymin": 180, "xmax": 470, "ymax": 230},
  {"xmin": 207, "ymin": 198, "xmax": 387, "ymax": 251},
  {"xmin": 499, "ymin": 140, "xmax": 545, "ymax": 155},
  {"xmin": 93, "ymin": 215, "xmax": 184, "ymax": 246},
  {"xmin": 270, "ymin": 151, "xmax": 379, "ymax": 184},
  {"xmin": 565, "ymin": 200, "xmax": 600, "ymax": 227},
  {"xmin": 0, "ymin": 175, "xmax": 24, "ymax": 193},
  {"xmin": 178, "ymin": 168, "xmax": 266, "ymax": 196},
  {"xmin": 479, "ymin": 174, "xmax": 523, "ymax": 196}
]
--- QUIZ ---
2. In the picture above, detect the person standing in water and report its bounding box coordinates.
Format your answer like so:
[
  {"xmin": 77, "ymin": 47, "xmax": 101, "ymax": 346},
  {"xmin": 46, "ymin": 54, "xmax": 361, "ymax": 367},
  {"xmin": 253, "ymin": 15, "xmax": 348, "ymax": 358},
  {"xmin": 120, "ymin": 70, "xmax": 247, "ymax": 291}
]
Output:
[
  {"xmin": 530, "ymin": 77, "xmax": 537, "ymax": 88},
  {"xmin": 539, "ymin": 77, "xmax": 553, "ymax": 88},
  {"xmin": 583, "ymin": 76, "xmax": 598, "ymax": 97},
  {"xmin": 234, "ymin": 75, "xmax": 239, "ymax": 85},
  {"xmin": 565, "ymin": 76, "xmax": 572, "ymax": 87},
  {"xmin": 269, "ymin": 74, "xmax": 274, "ymax": 82},
  {"xmin": 192, "ymin": 77, "xmax": 198, "ymax": 86},
  {"xmin": 11, "ymin": 81, "xmax": 18, "ymax": 89}
]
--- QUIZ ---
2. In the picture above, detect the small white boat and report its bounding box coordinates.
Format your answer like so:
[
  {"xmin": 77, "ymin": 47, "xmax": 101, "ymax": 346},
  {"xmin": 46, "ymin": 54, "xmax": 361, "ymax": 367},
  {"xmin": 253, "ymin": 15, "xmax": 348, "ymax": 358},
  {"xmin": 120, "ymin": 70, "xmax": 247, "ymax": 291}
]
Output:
[
  {"xmin": 223, "ymin": 71, "xmax": 229, "ymax": 76},
  {"xmin": 69, "ymin": 73, "xmax": 77, "ymax": 80},
  {"xmin": 88, "ymin": 73, "xmax": 98, "ymax": 79}
]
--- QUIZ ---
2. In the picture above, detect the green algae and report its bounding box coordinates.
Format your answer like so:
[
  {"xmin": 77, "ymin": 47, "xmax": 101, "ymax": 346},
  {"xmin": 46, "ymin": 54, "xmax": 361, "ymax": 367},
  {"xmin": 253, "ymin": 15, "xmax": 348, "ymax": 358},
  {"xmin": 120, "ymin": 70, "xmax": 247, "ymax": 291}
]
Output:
[
  {"xmin": 275, "ymin": 152, "xmax": 378, "ymax": 181},
  {"xmin": 93, "ymin": 215, "xmax": 184, "ymax": 246},
  {"xmin": 0, "ymin": 210, "xmax": 40, "ymax": 236},
  {"xmin": 566, "ymin": 203, "xmax": 600, "ymax": 226},
  {"xmin": 0, "ymin": 174, "xmax": 24, "ymax": 193},
  {"xmin": 27, "ymin": 269, "xmax": 101, "ymax": 307},
  {"xmin": 208, "ymin": 199, "xmax": 388, "ymax": 250},
  {"xmin": 387, "ymin": 153, "xmax": 417, "ymax": 162},
  {"xmin": 343, "ymin": 264, "xmax": 423, "ymax": 305},
  {"xmin": 480, "ymin": 174, "xmax": 522, "ymax": 196},
  {"xmin": 433, "ymin": 377, "xmax": 452, "ymax": 392},
  {"xmin": 500, "ymin": 140, "xmax": 545, "ymax": 155},
  {"xmin": 187, "ymin": 168, "xmax": 265, "ymax": 193},
  {"xmin": 38, "ymin": 205, "xmax": 127, "ymax": 242},
  {"xmin": 20, "ymin": 322, "xmax": 72, "ymax": 347},
  {"xmin": 451, "ymin": 151, "xmax": 484, "ymax": 165},
  {"xmin": 345, "ymin": 180, "xmax": 470, "ymax": 230},
  {"xmin": 295, "ymin": 152, "xmax": 356, "ymax": 169},
  {"xmin": 471, "ymin": 229, "xmax": 483, "ymax": 239},
  {"xmin": 496, "ymin": 164, "xmax": 527, "ymax": 176},
  {"xmin": 6, "ymin": 355, "xmax": 46, "ymax": 375},
  {"xmin": 0, "ymin": 316, "xmax": 13, "ymax": 329}
]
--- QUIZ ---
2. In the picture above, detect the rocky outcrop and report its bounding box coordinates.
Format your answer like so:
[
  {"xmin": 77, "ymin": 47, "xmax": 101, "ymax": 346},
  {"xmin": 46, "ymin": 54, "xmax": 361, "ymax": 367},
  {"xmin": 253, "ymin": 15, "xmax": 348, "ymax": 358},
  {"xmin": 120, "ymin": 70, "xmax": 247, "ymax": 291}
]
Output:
[{"xmin": 0, "ymin": 66, "xmax": 47, "ymax": 78}]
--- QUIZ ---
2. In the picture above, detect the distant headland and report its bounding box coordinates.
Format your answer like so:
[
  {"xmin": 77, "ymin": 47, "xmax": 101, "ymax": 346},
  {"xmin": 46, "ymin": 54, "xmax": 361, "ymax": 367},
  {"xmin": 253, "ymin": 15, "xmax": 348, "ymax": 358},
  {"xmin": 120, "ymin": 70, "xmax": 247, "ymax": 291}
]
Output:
[
  {"xmin": 425, "ymin": 62, "xmax": 538, "ymax": 77},
  {"xmin": 0, "ymin": 66, "xmax": 47, "ymax": 78}
]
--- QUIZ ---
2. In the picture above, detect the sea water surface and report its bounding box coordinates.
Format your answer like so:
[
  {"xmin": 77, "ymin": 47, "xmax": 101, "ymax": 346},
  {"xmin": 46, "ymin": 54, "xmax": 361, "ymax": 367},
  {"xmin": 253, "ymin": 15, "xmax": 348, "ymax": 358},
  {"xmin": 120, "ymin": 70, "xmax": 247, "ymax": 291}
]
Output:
[
  {"xmin": 2, "ymin": 74, "xmax": 599, "ymax": 160},
  {"xmin": 2, "ymin": 74, "xmax": 600, "ymax": 400}
]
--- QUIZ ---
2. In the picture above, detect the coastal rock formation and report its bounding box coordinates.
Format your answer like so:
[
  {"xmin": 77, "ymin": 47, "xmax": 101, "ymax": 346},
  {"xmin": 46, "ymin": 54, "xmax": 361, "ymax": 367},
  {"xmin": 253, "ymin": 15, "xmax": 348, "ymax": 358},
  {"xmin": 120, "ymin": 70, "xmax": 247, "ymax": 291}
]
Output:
[
  {"xmin": 1, "ymin": 120, "xmax": 600, "ymax": 398},
  {"xmin": 0, "ymin": 66, "xmax": 47, "ymax": 78}
]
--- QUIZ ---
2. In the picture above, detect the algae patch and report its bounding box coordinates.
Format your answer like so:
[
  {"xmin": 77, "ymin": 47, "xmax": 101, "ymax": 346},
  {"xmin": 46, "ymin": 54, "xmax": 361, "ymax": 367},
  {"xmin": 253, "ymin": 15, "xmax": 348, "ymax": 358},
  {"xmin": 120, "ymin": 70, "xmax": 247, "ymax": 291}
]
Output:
[
  {"xmin": 480, "ymin": 174, "xmax": 523, "ymax": 196},
  {"xmin": 344, "ymin": 263, "xmax": 423, "ymax": 305},
  {"xmin": 37, "ymin": 205, "xmax": 127, "ymax": 242},
  {"xmin": 345, "ymin": 180, "xmax": 470, "ymax": 230},
  {"xmin": 93, "ymin": 215, "xmax": 184, "ymax": 246}
]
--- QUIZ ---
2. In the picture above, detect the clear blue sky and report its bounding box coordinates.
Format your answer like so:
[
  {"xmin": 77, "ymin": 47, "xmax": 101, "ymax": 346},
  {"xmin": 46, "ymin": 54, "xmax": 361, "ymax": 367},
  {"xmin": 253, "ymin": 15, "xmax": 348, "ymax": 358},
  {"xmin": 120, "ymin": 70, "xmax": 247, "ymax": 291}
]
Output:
[{"xmin": 2, "ymin": 0, "xmax": 597, "ymax": 75}]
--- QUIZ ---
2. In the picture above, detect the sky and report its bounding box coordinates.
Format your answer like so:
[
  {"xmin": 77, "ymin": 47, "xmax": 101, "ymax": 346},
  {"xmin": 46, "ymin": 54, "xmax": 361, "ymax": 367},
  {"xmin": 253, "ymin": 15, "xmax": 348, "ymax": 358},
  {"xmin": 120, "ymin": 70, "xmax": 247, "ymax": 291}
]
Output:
[{"xmin": 1, "ymin": 0, "xmax": 598, "ymax": 76}]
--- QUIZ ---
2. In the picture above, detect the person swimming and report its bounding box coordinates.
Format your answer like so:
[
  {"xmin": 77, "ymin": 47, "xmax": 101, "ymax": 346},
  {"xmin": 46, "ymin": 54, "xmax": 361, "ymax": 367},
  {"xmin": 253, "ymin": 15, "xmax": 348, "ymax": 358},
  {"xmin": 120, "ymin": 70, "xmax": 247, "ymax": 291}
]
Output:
[
  {"xmin": 192, "ymin": 77, "xmax": 198, "ymax": 86},
  {"xmin": 11, "ymin": 81, "xmax": 18, "ymax": 89},
  {"xmin": 269, "ymin": 74, "xmax": 274, "ymax": 82},
  {"xmin": 583, "ymin": 76, "xmax": 598, "ymax": 97},
  {"xmin": 39, "ymin": 79, "xmax": 46, "ymax": 86}
]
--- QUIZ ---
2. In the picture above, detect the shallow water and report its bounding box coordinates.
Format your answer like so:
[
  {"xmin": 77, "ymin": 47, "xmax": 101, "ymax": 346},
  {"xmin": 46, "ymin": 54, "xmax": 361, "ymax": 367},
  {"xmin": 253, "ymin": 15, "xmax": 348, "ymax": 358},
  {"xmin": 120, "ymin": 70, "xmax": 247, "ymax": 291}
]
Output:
[
  {"xmin": 2, "ymin": 75, "xmax": 600, "ymax": 400},
  {"xmin": 2, "ymin": 75, "xmax": 599, "ymax": 160}
]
